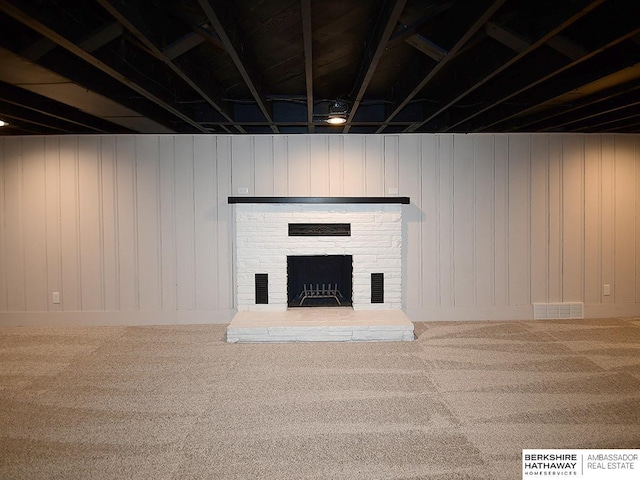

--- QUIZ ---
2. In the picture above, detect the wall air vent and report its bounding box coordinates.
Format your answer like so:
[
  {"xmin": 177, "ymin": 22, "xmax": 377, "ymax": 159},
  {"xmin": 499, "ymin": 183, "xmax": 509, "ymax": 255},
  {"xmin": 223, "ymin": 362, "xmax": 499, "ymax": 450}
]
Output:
[
  {"xmin": 371, "ymin": 273, "xmax": 384, "ymax": 303},
  {"xmin": 255, "ymin": 274, "xmax": 269, "ymax": 304},
  {"xmin": 288, "ymin": 223, "xmax": 351, "ymax": 236},
  {"xmin": 533, "ymin": 303, "xmax": 584, "ymax": 320}
]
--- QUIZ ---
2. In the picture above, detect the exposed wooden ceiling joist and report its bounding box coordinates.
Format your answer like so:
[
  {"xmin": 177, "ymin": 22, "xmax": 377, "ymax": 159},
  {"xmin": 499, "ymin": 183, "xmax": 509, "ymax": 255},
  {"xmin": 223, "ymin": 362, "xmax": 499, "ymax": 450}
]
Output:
[
  {"xmin": 95, "ymin": 0, "xmax": 237, "ymax": 133},
  {"xmin": 408, "ymin": 0, "xmax": 607, "ymax": 133},
  {"xmin": 510, "ymin": 77, "xmax": 640, "ymax": 132},
  {"xmin": 342, "ymin": 0, "xmax": 408, "ymax": 134},
  {"xmin": 0, "ymin": 0, "xmax": 206, "ymax": 133},
  {"xmin": 0, "ymin": 0, "xmax": 639, "ymax": 135},
  {"xmin": 376, "ymin": 0, "xmax": 507, "ymax": 134},
  {"xmin": 196, "ymin": 0, "xmax": 278, "ymax": 133},
  {"xmin": 464, "ymin": 27, "xmax": 640, "ymax": 132},
  {"xmin": 301, "ymin": 0, "xmax": 314, "ymax": 133},
  {"xmin": 163, "ymin": 32, "xmax": 205, "ymax": 60},
  {"xmin": 78, "ymin": 21, "xmax": 124, "ymax": 53},
  {"xmin": 405, "ymin": 34, "xmax": 447, "ymax": 61}
]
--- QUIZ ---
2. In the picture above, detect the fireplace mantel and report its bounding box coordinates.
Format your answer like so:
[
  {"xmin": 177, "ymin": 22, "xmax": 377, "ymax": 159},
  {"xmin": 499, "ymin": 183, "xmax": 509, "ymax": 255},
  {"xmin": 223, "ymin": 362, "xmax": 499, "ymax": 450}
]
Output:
[{"xmin": 228, "ymin": 196, "xmax": 410, "ymax": 204}]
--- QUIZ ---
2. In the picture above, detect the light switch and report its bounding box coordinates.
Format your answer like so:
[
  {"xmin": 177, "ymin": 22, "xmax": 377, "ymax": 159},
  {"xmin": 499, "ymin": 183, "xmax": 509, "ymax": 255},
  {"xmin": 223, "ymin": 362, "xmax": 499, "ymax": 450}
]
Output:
[{"xmin": 52, "ymin": 292, "xmax": 61, "ymax": 304}]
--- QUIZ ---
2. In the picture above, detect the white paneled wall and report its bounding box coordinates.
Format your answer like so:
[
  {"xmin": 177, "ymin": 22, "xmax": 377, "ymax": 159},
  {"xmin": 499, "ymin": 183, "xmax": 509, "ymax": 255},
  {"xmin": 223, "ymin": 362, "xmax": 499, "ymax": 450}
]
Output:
[
  {"xmin": 0, "ymin": 133, "xmax": 639, "ymax": 325},
  {"xmin": 0, "ymin": 135, "xmax": 233, "ymax": 325}
]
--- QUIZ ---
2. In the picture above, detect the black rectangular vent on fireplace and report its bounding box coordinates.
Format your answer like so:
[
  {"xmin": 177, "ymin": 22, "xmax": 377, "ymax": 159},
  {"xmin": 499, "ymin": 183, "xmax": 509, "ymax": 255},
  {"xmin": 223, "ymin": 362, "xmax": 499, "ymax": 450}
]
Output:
[
  {"xmin": 255, "ymin": 274, "xmax": 268, "ymax": 304},
  {"xmin": 371, "ymin": 273, "xmax": 384, "ymax": 303},
  {"xmin": 288, "ymin": 223, "xmax": 351, "ymax": 236}
]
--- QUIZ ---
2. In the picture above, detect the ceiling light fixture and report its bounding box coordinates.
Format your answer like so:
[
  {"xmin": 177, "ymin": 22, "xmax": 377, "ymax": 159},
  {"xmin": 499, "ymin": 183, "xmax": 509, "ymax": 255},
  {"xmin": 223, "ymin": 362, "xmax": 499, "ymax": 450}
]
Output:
[
  {"xmin": 326, "ymin": 100, "xmax": 348, "ymax": 125},
  {"xmin": 0, "ymin": 120, "xmax": 7, "ymax": 127},
  {"xmin": 326, "ymin": 116, "xmax": 346, "ymax": 125}
]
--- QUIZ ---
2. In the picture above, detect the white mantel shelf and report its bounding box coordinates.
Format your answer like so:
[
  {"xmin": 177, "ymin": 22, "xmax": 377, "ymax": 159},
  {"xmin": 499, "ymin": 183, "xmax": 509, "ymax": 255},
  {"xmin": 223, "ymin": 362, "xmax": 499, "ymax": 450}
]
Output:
[{"xmin": 228, "ymin": 196, "xmax": 410, "ymax": 204}]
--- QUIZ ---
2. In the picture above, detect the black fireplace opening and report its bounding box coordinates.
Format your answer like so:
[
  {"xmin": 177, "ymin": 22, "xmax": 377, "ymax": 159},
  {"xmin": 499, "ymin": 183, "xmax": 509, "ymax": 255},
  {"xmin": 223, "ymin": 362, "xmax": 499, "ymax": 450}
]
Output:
[{"xmin": 287, "ymin": 255, "xmax": 353, "ymax": 307}]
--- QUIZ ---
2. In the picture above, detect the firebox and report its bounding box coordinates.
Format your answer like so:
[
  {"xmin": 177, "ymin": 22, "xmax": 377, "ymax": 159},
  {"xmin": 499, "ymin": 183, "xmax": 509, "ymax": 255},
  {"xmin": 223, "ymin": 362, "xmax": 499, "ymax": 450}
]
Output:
[{"xmin": 287, "ymin": 255, "xmax": 352, "ymax": 307}]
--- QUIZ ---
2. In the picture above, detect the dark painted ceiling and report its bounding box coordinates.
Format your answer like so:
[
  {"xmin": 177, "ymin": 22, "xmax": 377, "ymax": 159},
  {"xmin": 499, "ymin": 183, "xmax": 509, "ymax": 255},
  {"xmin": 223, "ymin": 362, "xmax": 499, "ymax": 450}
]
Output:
[{"xmin": 0, "ymin": 0, "xmax": 639, "ymax": 135}]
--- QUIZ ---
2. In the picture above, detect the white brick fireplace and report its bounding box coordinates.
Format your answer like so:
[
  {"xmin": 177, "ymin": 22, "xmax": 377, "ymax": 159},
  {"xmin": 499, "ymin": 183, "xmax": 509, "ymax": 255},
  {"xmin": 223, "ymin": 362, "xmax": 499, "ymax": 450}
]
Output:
[{"xmin": 226, "ymin": 197, "xmax": 414, "ymax": 342}]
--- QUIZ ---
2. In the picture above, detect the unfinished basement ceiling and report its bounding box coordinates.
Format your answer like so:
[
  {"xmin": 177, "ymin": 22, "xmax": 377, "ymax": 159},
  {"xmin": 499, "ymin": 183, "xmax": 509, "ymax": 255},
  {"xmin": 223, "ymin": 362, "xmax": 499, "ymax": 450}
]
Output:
[{"xmin": 0, "ymin": 0, "xmax": 639, "ymax": 135}]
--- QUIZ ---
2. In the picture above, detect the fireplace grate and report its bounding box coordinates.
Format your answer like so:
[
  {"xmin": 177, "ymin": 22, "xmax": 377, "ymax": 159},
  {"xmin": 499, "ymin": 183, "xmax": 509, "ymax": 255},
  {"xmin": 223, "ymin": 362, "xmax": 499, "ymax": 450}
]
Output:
[{"xmin": 299, "ymin": 284, "xmax": 342, "ymax": 306}]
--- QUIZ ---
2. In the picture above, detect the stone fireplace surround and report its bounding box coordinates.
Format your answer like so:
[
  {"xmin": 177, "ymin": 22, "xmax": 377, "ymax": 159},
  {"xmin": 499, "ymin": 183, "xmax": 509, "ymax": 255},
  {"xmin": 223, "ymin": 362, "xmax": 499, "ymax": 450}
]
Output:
[{"xmin": 226, "ymin": 197, "xmax": 414, "ymax": 342}]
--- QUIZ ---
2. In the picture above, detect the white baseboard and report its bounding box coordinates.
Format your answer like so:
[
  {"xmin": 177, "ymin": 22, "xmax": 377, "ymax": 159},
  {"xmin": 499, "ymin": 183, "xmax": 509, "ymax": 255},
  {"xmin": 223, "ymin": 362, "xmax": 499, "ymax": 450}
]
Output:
[
  {"xmin": 405, "ymin": 305, "xmax": 533, "ymax": 321},
  {"xmin": 406, "ymin": 304, "xmax": 640, "ymax": 322},
  {"xmin": 0, "ymin": 309, "xmax": 236, "ymax": 327},
  {"xmin": 1, "ymin": 303, "xmax": 637, "ymax": 327},
  {"xmin": 584, "ymin": 303, "xmax": 640, "ymax": 318}
]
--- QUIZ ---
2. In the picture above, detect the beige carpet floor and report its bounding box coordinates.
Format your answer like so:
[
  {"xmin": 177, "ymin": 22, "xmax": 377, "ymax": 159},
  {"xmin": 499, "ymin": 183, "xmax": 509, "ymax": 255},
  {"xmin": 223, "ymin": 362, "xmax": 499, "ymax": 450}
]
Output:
[{"xmin": 1, "ymin": 317, "xmax": 639, "ymax": 479}]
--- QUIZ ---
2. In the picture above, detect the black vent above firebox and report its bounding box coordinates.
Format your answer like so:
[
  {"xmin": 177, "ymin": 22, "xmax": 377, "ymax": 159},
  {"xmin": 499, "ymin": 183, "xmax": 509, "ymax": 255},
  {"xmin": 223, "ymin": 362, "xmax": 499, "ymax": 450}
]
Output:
[{"xmin": 288, "ymin": 223, "xmax": 351, "ymax": 236}]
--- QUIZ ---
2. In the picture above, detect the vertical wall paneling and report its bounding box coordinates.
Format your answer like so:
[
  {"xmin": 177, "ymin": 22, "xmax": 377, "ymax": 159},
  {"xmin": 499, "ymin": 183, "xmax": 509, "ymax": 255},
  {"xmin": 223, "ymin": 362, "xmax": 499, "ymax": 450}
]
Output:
[
  {"xmin": 328, "ymin": 136, "xmax": 344, "ymax": 196},
  {"xmin": 216, "ymin": 136, "xmax": 233, "ymax": 309},
  {"xmin": 174, "ymin": 136, "xmax": 196, "ymax": 310},
  {"xmin": 438, "ymin": 135, "xmax": 454, "ymax": 306},
  {"xmin": 420, "ymin": 135, "xmax": 438, "ymax": 306},
  {"xmin": 364, "ymin": 136, "xmax": 384, "ymax": 196},
  {"xmin": 0, "ymin": 138, "xmax": 5, "ymax": 311},
  {"xmin": 343, "ymin": 135, "xmax": 365, "ymax": 196},
  {"xmin": 114, "ymin": 136, "xmax": 138, "ymax": 310},
  {"xmin": 474, "ymin": 135, "xmax": 496, "ymax": 306},
  {"xmin": 231, "ymin": 136, "xmax": 254, "ymax": 195},
  {"xmin": 562, "ymin": 135, "xmax": 585, "ymax": 302},
  {"xmin": 58, "ymin": 137, "xmax": 81, "ymax": 310},
  {"xmin": 309, "ymin": 136, "xmax": 330, "ymax": 196},
  {"xmin": 453, "ymin": 135, "xmax": 475, "ymax": 306},
  {"xmin": 194, "ymin": 136, "xmax": 217, "ymax": 310},
  {"xmin": 44, "ymin": 137, "xmax": 63, "ymax": 312},
  {"xmin": 493, "ymin": 134, "xmax": 509, "ymax": 306},
  {"xmin": 398, "ymin": 135, "xmax": 422, "ymax": 308},
  {"xmin": 272, "ymin": 136, "xmax": 288, "ymax": 196},
  {"xmin": 636, "ymin": 137, "xmax": 640, "ymax": 303},
  {"xmin": 383, "ymin": 136, "xmax": 399, "ymax": 194},
  {"xmin": 507, "ymin": 135, "xmax": 531, "ymax": 305},
  {"xmin": 547, "ymin": 135, "xmax": 563, "ymax": 302},
  {"xmin": 4, "ymin": 138, "xmax": 26, "ymax": 311},
  {"xmin": 21, "ymin": 138, "xmax": 48, "ymax": 311},
  {"xmin": 254, "ymin": 136, "xmax": 274, "ymax": 196},
  {"xmin": 158, "ymin": 135, "xmax": 177, "ymax": 311},
  {"xmin": 99, "ymin": 137, "xmax": 118, "ymax": 311},
  {"xmin": 530, "ymin": 135, "xmax": 549, "ymax": 303},
  {"xmin": 135, "ymin": 136, "xmax": 161, "ymax": 310},
  {"xmin": 287, "ymin": 135, "xmax": 310, "ymax": 196},
  {"xmin": 600, "ymin": 136, "xmax": 615, "ymax": 304},
  {"xmin": 614, "ymin": 135, "xmax": 636, "ymax": 303},
  {"xmin": 2, "ymin": 133, "xmax": 640, "ymax": 325},
  {"xmin": 584, "ymin": 135, "xmax": 602, "ymax": 304},
  {"xmin": 77, "ymin": 136, "xmax": 103, "ymax": 310}
]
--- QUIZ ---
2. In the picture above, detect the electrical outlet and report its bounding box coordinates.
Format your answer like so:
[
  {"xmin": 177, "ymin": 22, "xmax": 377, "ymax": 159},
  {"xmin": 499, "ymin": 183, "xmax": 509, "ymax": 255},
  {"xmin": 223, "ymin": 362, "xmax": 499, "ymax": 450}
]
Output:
[
  {"xmin": 52, "ymin": 292, "xmax": 61, "ymax": 304},
  {"xmin": 387, "ymin": 187, "xmax": 398, "ymax": 195},
  {"xmin": 603, "ymin": 284, "xmax": 611, "ymax": 296},
  {"xmin": 237, "ymin": 187, "xmax": 249, "ymax": 195}
]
